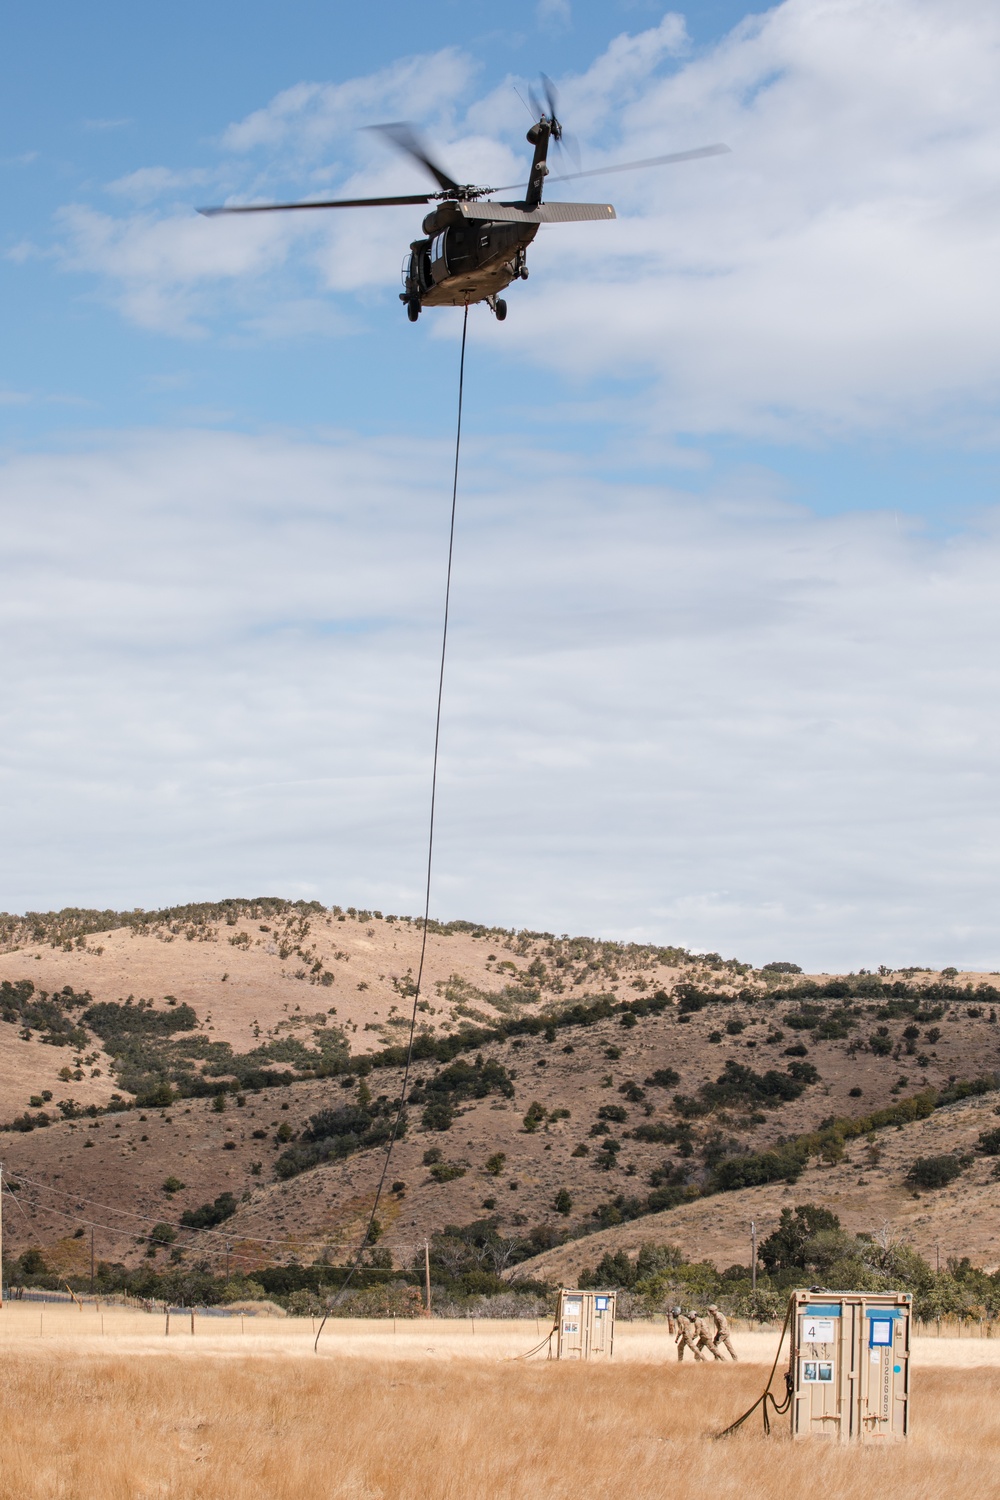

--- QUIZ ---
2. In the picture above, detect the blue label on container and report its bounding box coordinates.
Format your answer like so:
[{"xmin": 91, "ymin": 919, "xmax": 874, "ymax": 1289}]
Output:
[{"xmin": 804, "ymin": 1304, "xmax": 842, "ymax": 1317}]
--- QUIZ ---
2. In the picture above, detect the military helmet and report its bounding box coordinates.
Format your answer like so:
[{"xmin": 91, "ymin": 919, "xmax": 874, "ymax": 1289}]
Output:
[
  {"xmin": 672, "ymin": 1305, "xmax": 682, "ymax": 1316},
  {"xmin": 708, "ymin": 1303, "xmax": 718, "ymax": 1311}
]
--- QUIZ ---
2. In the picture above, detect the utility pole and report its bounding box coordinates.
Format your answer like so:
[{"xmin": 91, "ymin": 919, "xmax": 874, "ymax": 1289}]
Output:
[
  {"xmin": 90, "ymin": 1228, "xmax": 95, "ymax": 1296},
  {"xmin": 750, "ymin": 1220, "xmax": 758, "ymax": 1293},
  {"xmin": 0, "ymin": 1161, "xmax": 4, "ymax": 1310},
  {"xmin": 423, "ymin": 1238, "xmax": 432, "ymax": 1318},
  {"xmin": 225, "ymin": 1242, "xmax": 231, "ymax": 1281}
]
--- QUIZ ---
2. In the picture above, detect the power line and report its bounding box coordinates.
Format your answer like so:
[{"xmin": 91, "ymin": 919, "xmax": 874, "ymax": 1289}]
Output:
[
  {"xmin": 1, "ymin": 1182, "xmax": 262, "ymax": 1269},
  {"xmin": 313, "ymin": 304, "xmax": 471, "ymax": 1352},
  {"xmin": 4, "ymin": 1178, "xmax": 427, "ymax": 1276},
  {"xmin": 7, "ymin": 1171, "xmax": 294, "ymax": 1247}
]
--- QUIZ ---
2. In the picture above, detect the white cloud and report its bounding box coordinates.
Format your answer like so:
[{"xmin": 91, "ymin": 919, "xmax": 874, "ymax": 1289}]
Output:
[
  {"xmin": 495, "ymin": 0, "xmax": 1000, "ymax": 439},
  {"xmin": 221, "ymin": 50, "xmax": 475, "ymax": 156},
  {"xmin": 106, "ymin": 166, "xmax": 213, "ymax": 205},
  {"xmin": 2, "ymin": 425, "xmax": 1000, "ymax": 969},
  {"xmin": 56, "ymin": 203, "xmax": 296, "ymax": 334},
  {"xmin": 537, "ymin": 0, "xmax": 572, "ymax": 30}
]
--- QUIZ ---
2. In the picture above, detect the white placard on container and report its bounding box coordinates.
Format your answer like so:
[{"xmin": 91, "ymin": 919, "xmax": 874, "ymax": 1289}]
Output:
[{"xmin": 802, "ymin": 1317, "xmax": 836, "ymax": 1344}]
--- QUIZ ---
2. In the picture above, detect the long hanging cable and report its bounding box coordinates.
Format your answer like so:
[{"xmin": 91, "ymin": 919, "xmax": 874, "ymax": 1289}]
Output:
[
  {"xmin": 714, "ymin": 1297, "xmax": 795, "ymax": 1438},
  {"xmin": 313, "ymin": 304, "xmax": 471, "ymax": 1352}
]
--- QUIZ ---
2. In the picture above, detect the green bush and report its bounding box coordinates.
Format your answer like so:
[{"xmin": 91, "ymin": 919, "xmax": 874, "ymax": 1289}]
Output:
[
  {"xmin": 906, "ymin": 1154, "xmax": 965, "ymax": 1189},
  {"xmin": 422, "ymin": 1100, "xmax": 454, "ymax": 1131},
  {"xmin": 644, "ymin": 1068, "xmax": 680, "ymax": 1089},
  {"xmin": 429, "ymin": 1162, "xmax": 466, "ymax": 1183},
  {"xmin": 977, "ymin": 1128, "xmax": 1000, "ymax": 1156},
  {"xmin": 180, "ymin": 1192, "xmax": 238, "ymax": 1230},
  {"xmin": 710, "ymin": 1144, "xmax": 807, "ymax": 1191},
  {"xmin": 276, "ymin": 1102, "xmax": 400, "ymax": 1176}
]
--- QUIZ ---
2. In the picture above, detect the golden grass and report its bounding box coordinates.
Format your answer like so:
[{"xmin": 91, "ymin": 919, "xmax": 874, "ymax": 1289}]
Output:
[{"xmin": 3, "ymin": 1337, "xmax": 1000, "ymax": 1500}]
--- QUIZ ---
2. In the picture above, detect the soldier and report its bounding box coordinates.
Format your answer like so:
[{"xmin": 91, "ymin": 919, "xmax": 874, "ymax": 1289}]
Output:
[
  {"xmin": 708, "ymin": 1303, "xmax": 738, "ymax": 1361},
  {"xmin": 674, "ymin": 1307, "xmax": 704, "ymax": 1361},
  {"xmin": 693, "ymin": 1310, "xmax": 725, "ymax": 1361}
]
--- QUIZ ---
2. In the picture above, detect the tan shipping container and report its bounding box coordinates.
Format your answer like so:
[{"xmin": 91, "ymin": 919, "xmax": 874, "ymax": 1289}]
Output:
[
  {"xmin": 788, "ymin": 1290, "xmax": 911, "ymax": 1441},
  {"xmin": 556, "ymin": 1289, "xmax": 616, "ymax": 1360}
]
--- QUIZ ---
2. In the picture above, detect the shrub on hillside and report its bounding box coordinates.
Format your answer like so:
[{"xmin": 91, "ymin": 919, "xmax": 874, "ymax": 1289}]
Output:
[
  {"xmin": 422, "ymin": 1100, "xmax": 454, "ymax": 1130},
  {"xmin": 644, "ymin": 1068, "xmax": 680, "ymax": 1089},
  {"xmin": 429, "ymin": 1162, "xmax": 466, "ymax": 1183},
  {"xmin": 710, "ymin": 1144, "xmax": 807, "ymax": 1192},
  {"xmin": 906, "ymin": 1154, "xmax": 966, "ymax": 1189},
  {"xmin": 180, "ymin": 1192, "xmax": 238, "ymax": 1230}
]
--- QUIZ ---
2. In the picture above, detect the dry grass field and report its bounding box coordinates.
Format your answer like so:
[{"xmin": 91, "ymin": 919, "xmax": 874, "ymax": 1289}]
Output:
[{"xmin": 2, "ymin": 1310, "xmax": 999, "ymax": 1499}]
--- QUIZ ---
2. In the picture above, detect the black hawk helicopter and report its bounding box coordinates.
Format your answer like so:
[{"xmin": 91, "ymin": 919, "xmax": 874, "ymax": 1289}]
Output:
[{"xmin": 201, "ymin": 81, "xmax": 728, "ymax": 322}]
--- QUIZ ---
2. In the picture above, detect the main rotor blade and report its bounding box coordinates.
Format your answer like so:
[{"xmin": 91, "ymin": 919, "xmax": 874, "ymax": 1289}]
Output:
[
  {"xmin": 491, "ymin": 142, "xmax": 730, "ymax": 193},
  {"xmin": 198, "ymin": 193, "xmax": 435, "ymax": 216},
  {"xmin": 541, "ymin": 73, "xmax": 559, "ymax": 122},
  {"xmin": 368, "ymin": 122, "xmax": 461, "ymax": 194}
]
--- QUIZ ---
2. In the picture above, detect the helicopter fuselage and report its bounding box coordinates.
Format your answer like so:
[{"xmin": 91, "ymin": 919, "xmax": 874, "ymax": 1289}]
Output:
[{"xmin": 402, "ymin": 201, "xmax": 536, "ymax": 310}]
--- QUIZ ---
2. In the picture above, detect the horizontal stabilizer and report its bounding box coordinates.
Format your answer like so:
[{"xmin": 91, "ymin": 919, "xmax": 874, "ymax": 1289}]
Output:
[{"xmin": 458, "ymin": 201, "xmax": 616, "ymax": 225}]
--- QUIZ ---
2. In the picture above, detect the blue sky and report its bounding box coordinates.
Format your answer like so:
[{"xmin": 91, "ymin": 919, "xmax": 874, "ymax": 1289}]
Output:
[{"xmin": 3, "ymin": 0, "xmax": 1000, "ymax": 968}]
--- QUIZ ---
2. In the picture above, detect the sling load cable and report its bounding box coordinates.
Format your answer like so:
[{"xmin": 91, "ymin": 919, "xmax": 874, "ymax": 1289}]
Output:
[
  {"xmin": 715, "ymin": 1296, "xmax": 795, "ymax": 1438},
  {"xmin": 313, "ymin": 304, "xmax": 471, "ymax": 1352}
]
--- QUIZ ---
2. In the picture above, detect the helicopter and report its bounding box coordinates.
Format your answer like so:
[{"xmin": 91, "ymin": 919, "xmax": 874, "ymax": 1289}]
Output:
[{"xmin": 200, "ymin": 81, "xmax": 728, "ymax": 322}]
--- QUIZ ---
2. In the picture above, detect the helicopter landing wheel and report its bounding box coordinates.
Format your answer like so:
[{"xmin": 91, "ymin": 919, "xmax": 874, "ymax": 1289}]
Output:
[
  {"xmin": 406, "ymin": 300, "xmax": 420, "ymax": 322},
  {"xmin": 519, "ymin": 266, "xmax": 529, "ymax": 280},
  {"xmin": 495, "ymin": 298, "xmax": 507, "ymax": 321}
]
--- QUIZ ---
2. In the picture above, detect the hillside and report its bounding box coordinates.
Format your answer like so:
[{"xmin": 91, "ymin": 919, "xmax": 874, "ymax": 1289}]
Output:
[
  {"xmin": 515, "ymin": 1088, "xmax": 1000, "ymax": 1283},
  {"xmin": 0, "ymin": 898, "xmax": 705, "ymax": 1119},
  {"xmin": 3, "ymin": 900, "xmax": 1000, "ymax": 1289}
]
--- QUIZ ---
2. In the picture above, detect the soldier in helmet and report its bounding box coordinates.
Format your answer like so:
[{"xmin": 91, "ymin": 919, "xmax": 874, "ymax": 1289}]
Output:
[
  {"xmin": 693, "ymin": 1309, "xmax": 724, "ymax": 1361},
  {"xmin": 673, "ymin": 1306, "xmax": 704, "ymax": 1361},
  {"xmin": 708, "ymin": 1302, "xmax": 738, "ymax": 1361}
]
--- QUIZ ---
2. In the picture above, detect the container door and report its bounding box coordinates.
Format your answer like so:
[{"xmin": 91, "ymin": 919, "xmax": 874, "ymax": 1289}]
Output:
[
  {"xmin": 558, "ymin": 1293, "xmax": 586, "ymax": 1360},
  {"xmin": 590, "ymin": 1294, "xmax": 614, "ymax": 1360},
  {"xmin": 859, "ymin": 1309, "xmax": 909, "ymax": 1441},
  {"xmin": 794, "ymin": 1302, "xmax": 843, "ymax": 1438}
]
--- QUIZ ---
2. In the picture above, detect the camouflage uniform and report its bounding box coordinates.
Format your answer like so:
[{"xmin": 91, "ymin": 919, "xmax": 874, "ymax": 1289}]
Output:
[
  {"xmin": 674, "ymin": 1309, "xmax": 704, "ymax": 1362},
  {"xmin": 694, "ymin": 1312, "xmax": 724, "ymax": 1361},
  {"xmin": 708, "ymin": 1303, "xmax": 738, "ymax": 1361}
]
